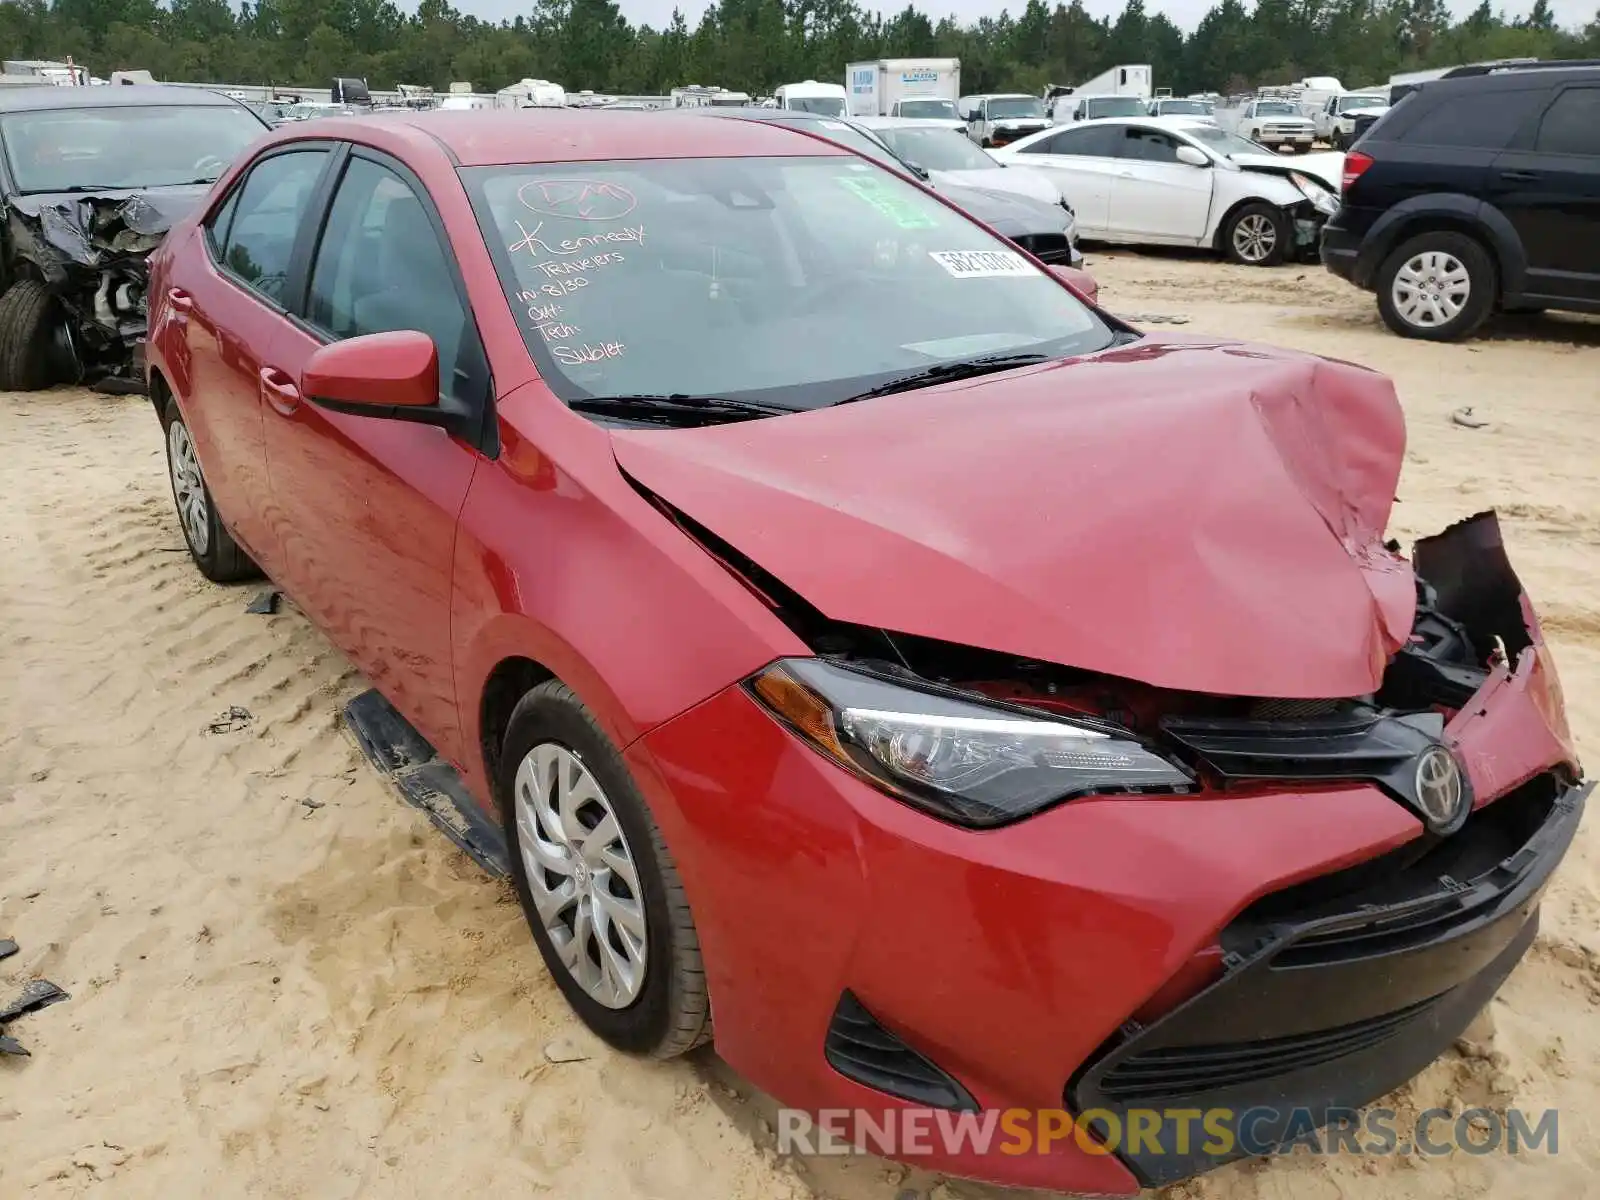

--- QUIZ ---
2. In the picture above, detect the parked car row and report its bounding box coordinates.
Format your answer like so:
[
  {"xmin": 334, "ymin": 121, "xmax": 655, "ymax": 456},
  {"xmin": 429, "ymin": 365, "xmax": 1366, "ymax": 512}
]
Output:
[{"xmin": 141, "ymin": 102, "xmax": 1586, "ymax": 1198}]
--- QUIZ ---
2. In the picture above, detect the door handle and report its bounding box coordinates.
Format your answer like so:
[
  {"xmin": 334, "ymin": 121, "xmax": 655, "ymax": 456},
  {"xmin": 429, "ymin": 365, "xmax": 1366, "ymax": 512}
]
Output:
[
  {"xmin": 167, "ymin": 287, "xmax": 193, "ymax": 312},
  {"xmin": 1500, "ymin": 169, "xmax": 1539, "ymax": 182},
  {"xmin": 1117, "ymin": 170, "xmax": 1135, "ymax": 178},
  {"xmin": 259, "ymin": 366, "xmax": 301, "ymax": 416}
]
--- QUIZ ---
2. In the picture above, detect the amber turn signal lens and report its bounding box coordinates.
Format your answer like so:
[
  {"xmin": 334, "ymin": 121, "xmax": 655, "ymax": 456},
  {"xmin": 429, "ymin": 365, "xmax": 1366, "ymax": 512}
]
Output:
[{"xmin": 751, "ymin": 664, "xmax": 848, "ymax": 759}]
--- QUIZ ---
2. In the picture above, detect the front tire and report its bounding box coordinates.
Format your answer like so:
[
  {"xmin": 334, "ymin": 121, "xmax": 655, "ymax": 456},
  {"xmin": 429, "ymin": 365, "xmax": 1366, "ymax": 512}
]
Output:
[
  {"xmin": 1331, "ymin": 129, "xmax": 1345, "ymax": 150},
  {"xmin": 1222, "ymin": 203, "xmax": 1289, "ymax": 266},
  {"xmin": 162, "ymin": 397, "xmax": 259, "ymax": 582},
  {"xmin": 1375, "ymin": 231, "xmax": 1495, "ymax": 341},
  {"xmin": 0, "ymin": 279, "xmax": 60, "ymax": 391},
  {"xmin": 500, "ymin": 680, "xmax": 711, "ymax": 1059}
]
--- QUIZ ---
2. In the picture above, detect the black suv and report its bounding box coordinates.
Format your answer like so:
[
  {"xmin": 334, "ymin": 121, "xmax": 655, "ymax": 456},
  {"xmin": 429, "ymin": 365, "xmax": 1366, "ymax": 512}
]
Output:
[{"xmin": 1321, "ymin": 63, "xmax": 1600, "ymax": 340}]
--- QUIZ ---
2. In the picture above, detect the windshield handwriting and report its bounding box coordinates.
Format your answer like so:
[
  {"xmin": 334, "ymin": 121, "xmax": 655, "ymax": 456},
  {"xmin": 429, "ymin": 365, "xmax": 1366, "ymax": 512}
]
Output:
[
  {"xmin": 509, "ymin": 219, "xmax": 646, "ymax": 258},
  {"xmin": 518, "ymin": 179, "xmax": 638, "ymax": 221}
]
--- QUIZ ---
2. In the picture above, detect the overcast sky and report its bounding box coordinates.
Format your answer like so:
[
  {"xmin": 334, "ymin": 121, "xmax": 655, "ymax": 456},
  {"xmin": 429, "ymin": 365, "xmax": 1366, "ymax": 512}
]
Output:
[{"xmin": 459, "ymin": 0, "xmax": 1593, "ymax": 34}]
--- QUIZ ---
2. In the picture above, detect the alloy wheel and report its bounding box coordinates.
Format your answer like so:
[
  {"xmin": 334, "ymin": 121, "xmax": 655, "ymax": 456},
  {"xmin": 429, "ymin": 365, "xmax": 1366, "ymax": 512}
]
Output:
[
  {"xmin": 1391, "ymin": 251, "xmax": 1470, "ymax": 329},
  {"xmin": 167, "ymin": 421, "xmax": 210, "ymax": 556},
  {"xmin": 1232, "ymin": 213, "xmax": 1278, "ymax": 263},
  {"xmin": 514, "ymin": 743, "xmax": 648, "ymax": 1008}
]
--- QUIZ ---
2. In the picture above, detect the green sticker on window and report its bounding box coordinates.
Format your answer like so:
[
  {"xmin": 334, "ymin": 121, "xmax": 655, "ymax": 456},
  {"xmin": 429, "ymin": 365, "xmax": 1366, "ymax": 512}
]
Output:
[{"xmin": 837, "ymin": 175, "xmax": 939, "ymax": 229}]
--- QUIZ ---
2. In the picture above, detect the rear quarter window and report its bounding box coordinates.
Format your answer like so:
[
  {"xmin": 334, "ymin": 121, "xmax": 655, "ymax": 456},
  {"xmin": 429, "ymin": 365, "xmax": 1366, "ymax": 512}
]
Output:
[{"xmin": 1395, "ymin": 86, "xmax": 1544, "ymax": 150}]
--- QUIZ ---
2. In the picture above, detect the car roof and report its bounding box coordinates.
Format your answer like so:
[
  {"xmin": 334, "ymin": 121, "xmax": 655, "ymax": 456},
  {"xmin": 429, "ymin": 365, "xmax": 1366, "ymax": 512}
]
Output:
[
  {"xmin": 264, "ymin": 108, "xmax": 855, "ymax": 167},
  {"xmin": 1427, "ymin": 63, "xmax": 1600, "ymax": 93},
  {"xmin": 980, "ymin": 93, "xmax": 1037, "ymax": 100},
  {"xmin": 0, "ymin": 84, "xmax": 248, "ymax": 113}
]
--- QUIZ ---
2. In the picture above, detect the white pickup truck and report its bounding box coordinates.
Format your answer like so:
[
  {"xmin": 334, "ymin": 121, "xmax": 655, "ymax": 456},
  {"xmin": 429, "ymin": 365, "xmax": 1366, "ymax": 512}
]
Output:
[
  {"xmin": 1311, "ymin": 92, "xmax": 1391, "ymax": 149},
  {"xmin": 1216, "ymin": 98, "xmax": 1316, "ymax": 153}
]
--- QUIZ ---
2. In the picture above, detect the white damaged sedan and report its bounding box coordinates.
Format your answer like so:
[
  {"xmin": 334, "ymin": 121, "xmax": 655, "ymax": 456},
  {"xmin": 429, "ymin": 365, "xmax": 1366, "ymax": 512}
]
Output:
[{"xmin": 993, "ymin": 117, "xmax": 1343, "ymax": 267}]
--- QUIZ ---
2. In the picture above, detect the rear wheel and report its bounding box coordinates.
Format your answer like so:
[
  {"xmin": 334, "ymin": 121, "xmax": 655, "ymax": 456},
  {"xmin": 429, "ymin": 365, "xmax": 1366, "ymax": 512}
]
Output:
[
  {"xmin": 1376, "ymin": 231, "xmax": 1495, "ymax": 341},
  {"xmin": 500, "ymin": 680, "xmax": 711, "ymax": 1058},
  {"xmin": 0, "ymin": 279, "xmax": 61, "ymax": 391},
  {"xmin": 163, "ymin": 397, "xmax": 259, "ymax": 582},
  {"xmin": 1222, "ymin": 203, "xmax": 1289, "ymax": 267}
]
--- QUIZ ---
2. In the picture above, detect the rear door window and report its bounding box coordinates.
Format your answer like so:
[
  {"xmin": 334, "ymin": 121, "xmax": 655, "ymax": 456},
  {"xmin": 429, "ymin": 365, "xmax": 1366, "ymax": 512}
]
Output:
[
  {"xmin": 1022, "ymin": 125, "xmax": 1122, "ymax": 157},
  {"xmin": 1534, "ymin": 88, "xmax": 1600, "ymax": 156},
  {"xmin": 214, "ymin": 149, "xmax": 329, "ymax": 305},
  {"xmin": 1399, "ymin": 87, "xmax": 1544, "ymax": 150}
]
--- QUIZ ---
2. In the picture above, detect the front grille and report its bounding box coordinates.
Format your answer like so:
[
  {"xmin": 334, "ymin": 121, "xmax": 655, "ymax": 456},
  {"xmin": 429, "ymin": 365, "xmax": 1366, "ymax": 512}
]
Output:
[
  {"xmin": 1234, "ymin": 774, "xmax": 1565, "ymax": 967},
  {"xmin": 1097, "ymin": 993, "xmax": 1443, "ymax": 1104},
  {"xmin": 824, "ymin": 991, "xmax": 978, "ymax": 1111},
  {"xmin": 1013, "ymin": 233, "xmax": 1071, "ymax": 263}
]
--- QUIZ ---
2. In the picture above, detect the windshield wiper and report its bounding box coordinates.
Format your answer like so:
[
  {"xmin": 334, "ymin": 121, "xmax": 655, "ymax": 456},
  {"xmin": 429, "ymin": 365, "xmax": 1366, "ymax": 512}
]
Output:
[
  {"xmin": 568, "ymin": 394, "xmax": 790, "ymax": 424},
  {"xmin": 835, "ymin": 353, "xmax": 1055, "ymax": 404}
]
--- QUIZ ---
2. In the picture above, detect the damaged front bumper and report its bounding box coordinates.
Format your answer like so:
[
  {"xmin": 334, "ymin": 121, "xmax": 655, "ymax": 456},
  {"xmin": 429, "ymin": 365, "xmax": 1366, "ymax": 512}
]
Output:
[
  {"xmin": 5, "ymin": 187, "xmax": 200, "ymax": 391},
  {"xmin": 619, "ymin": 510, "xmax": 1582, "ymax": 1195}
]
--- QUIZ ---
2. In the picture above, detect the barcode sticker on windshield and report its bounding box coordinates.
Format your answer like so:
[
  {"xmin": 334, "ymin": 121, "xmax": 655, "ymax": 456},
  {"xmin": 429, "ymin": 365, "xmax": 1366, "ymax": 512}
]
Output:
[{"xmin": 928, "ymin": 250, "xmax": 1037, "ymax": 278}]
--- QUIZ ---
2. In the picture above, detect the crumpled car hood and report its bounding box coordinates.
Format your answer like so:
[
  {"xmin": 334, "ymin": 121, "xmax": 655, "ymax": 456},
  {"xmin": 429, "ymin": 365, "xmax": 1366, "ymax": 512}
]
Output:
[
  {"xmin": 1231, "ymin": 150, "xmax": 1344, "ymax": 192},
  {"xmin": 611, "ymin": 337, "xmax": 1417, "ymax": 699},
  {"xmin": 7, "ymin": 184, "xmax": 208, "ymax": 269}
]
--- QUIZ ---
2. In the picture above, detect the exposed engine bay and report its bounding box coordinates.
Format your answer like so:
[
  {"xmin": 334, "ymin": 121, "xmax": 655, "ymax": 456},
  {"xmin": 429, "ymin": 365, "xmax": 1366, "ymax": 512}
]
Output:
[
  {"xmin": 4, "ymin": 190, "xmax": 188, "ymax": 392},
  {"xmin": 654, "ymin": 489, "xmax": 1578, "ymax": 819}
]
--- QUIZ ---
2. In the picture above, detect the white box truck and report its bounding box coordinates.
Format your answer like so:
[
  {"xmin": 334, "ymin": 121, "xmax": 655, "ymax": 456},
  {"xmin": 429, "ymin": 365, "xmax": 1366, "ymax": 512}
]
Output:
[
  {"xmin": 845, "ymin": 58, "xmax": 961, "ymax": 119},
  {"xmin": 1046, "ymin": 64, "xmax": 1152, "ymax": 122}
]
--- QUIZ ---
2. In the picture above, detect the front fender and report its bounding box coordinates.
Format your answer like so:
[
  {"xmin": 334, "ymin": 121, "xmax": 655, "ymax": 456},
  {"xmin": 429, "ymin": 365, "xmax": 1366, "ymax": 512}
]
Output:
[{"xmin": 449, "ymin": 381, "xmax": 805, "ymax": 807}]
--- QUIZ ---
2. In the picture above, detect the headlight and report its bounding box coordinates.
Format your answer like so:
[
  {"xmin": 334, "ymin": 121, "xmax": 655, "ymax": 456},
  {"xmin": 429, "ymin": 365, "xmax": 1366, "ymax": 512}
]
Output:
[
  {"xmin": 1290, "ymin": 171, "xmax": 1339, "ymax": 216},
  {"xmin": 748, "ymin": 658, "xmax": 1192, "ymax": 827}
]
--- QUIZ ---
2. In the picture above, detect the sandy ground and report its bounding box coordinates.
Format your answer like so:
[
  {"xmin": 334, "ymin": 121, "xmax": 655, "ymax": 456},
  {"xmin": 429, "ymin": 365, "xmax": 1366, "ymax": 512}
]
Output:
[{"xmin": 3, "ymin": 252, "xmax": 1600, "ymax": 1200}]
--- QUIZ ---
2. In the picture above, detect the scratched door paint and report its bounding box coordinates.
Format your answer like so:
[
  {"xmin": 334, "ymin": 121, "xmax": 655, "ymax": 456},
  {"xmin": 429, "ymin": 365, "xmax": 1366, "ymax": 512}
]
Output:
[{"xmin": 259, "ymin": 153, "xmax": 483, "ymax": 763}]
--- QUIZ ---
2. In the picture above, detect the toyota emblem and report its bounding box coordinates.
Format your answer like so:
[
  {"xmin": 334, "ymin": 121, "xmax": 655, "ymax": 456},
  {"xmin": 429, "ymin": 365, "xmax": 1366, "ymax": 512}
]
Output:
[{"xmin": 1414, "ymin": 746, "xmax": 1466, "ymax": 831}]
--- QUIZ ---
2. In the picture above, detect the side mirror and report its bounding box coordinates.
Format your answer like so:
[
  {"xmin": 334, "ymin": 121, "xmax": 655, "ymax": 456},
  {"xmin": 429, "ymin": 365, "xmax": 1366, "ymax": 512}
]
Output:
[
  {"xmin": 1048, "ymin": 263, "xmax": 1099, "ymax": 306},
  {"xmin": 1175, "ymin": 145, "xmax": 1209, "ymax": 167},
  {"xmin": 302, "ymin": 330, "xmax": 439, "ymax": 412}
]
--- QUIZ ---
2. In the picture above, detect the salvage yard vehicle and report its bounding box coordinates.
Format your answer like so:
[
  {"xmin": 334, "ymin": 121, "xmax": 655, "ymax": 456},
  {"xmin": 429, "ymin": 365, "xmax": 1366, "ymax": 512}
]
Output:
[
  {"xmin": 1322, "ymin": 63, "xmax": 1600, "ymax": 340},
  {"xmin": 961, "ymin": 93, "xmax": 1051, "ymax": 147},
  {"xmin": 1216, "ymin": 97, "xmax": 1316, "ymax": 152},
  {"xmin": 0, "ymin": 85, "xmax": 268, "ymax": 391},
  {"xmin": 147, "ymin": 107, "xmax": 1585, "ymax": 1195},
  {"xmin": 996, "ymin": 117, "xmax": 1342, "ymax": 265},
  {"xmin": 691, "ymin": 107, "xmax": 1083, "ymax": 266},
  {"xmin": 1312, "ymin": 91, "xmax": 1390, "ymax": 149},
  {"xmin": 852, "ymin": 116, "xmax": 1065, "ymax": 207}
]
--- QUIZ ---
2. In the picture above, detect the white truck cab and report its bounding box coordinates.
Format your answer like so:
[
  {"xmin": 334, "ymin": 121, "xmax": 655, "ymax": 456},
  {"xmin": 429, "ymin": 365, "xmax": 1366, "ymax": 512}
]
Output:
[
  {"xmin": 962, "ymin": 93, "xmax": 1051, "ymax": 147},
  {"xmin": 774, "ymin": 80, "xmax": 847, "ymax": 116},
  {"xmin": 1313, "ymin": 92, "xmax": 1391, "ymax": 148}
]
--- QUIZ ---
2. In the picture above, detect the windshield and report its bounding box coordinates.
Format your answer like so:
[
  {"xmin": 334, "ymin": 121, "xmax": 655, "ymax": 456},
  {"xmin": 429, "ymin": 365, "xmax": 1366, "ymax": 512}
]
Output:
[
  {"xmin": 1156, "ymin": 100, "xmax": 1210, "ymax": 115},
  {"xmin": 1253, "ymin": 101, "xmax": 1299, "ymax": 116},
  {"xmin": 1338, "ymin": 95, "xmax": 1386, "ymax": 111},
  {"xmin": 709, "ymin": 96, "xmax": 748, "ymax": 107},
  {"xmin": 1, "ymin": 104, "xmax": 266, "ymax": 192},
  {"xmin": 465, "ymin": 156, "xmax": 1112, "ymax": 410},
  {"xmin": 988, "ymin": 98, "xmax": 1045, "ymax": 118},
  {"xmin": 898, "ymin": 98, "xmax": 958, "ymax": 119},
  {"xmin": 785, "ymin": 96, "xmax": 845, "ymax": 116},
  {"xmin": 1084, "ymin": 97, "xmax": 1148, "ymax": 119},
  {"xmin": 1181, "ymin": 124, "xmax": 1266, "ymax": 158},
  {"xmin": 874, "ymin": 127, "xmax": 994, "ymax": 171}
]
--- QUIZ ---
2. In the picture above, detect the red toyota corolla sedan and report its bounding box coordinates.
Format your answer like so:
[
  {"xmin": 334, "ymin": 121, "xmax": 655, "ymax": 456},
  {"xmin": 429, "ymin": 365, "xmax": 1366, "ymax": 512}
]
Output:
[{"xmin": 145, "ymin": 110, "xmax": 1585, "ymax": 1192}]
